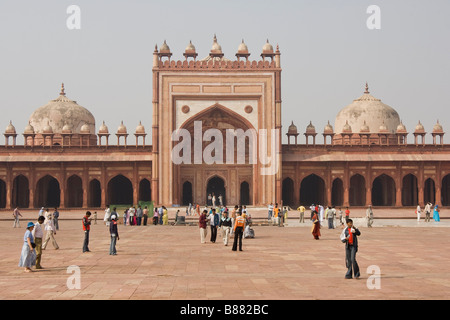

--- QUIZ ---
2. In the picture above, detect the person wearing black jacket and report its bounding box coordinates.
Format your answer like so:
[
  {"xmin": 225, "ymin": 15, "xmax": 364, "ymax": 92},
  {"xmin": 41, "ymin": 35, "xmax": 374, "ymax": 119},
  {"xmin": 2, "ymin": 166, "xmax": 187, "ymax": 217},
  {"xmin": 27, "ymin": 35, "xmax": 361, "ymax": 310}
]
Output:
[
  {"xmin": 109, "ymin": 215, "xmax": 120, "ymax": 255},
  {"xmin": 340, "ymin": 219, "xmax": 361, "ymax": 279}
]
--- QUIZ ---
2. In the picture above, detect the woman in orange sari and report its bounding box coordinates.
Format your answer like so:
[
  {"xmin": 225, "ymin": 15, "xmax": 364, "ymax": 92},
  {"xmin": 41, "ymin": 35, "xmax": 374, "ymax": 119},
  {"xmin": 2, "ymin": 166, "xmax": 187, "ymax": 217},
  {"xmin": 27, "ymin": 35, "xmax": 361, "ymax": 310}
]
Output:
[{"xmin": 311, "ymin": 211, "xmax": 321, "ymax": 240}]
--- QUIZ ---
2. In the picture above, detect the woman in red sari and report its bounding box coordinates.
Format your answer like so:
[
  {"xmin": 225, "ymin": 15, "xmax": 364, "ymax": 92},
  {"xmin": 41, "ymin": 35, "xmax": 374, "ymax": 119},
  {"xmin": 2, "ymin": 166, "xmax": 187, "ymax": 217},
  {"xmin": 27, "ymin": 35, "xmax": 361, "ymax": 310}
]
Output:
[{"xmin": 311, "ymin": 211, "xmax": 321, "ymax": 240}]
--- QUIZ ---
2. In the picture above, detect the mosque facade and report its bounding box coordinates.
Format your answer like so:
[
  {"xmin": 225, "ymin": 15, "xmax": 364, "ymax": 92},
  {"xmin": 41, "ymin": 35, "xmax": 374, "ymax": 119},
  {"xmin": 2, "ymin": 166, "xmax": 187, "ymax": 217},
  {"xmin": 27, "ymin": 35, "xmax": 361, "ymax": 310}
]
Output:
[{"xmin": 1, "ymin": 36, "xmax": 449, "ymax": 210}]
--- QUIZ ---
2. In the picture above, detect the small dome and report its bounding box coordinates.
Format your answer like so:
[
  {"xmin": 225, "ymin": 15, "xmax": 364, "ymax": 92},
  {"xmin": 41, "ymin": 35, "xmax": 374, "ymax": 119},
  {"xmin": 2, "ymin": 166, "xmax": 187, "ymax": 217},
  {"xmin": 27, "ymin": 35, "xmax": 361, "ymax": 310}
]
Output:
[
  {"xmin": 160, "ymin": 40, "xmax": 170, "ymax": 53},
  {"xmin": 80, "ymin": 123, "xmax": 90, "ymax": 134},
  {"xmin": 262, "ymin": 39, "xmax": 273, "ymax": 53},
  {"xmin": 396, "ymin": 121, "xmax": 407, "ymax": 133},
  {"xmin": 306, "ymin": 121, "xmax": 316, "ymax": 134},
  {"xmin": 117, "ymin": 121, "xmax": 127, "ymax": 134},
  {"xmin": 24, "ymin": 122, "xmax": 35, "ymax": 134},
  {"xmin": 433, "ymin": 120, "xmax": 443, "ymax": 133},
  {"xmin": 211, "ymin": 34, "xmax": 222, "ymax": 53},
  {"xmin": 42, "ymin": 121, "xmax": 53, "ymax": 134},
  {"xmin": 185, "ymin": 40, "xmax": 196, "ymax": 52},
  {"xmin": 378, "ymin": 121, "xmax": 389, "ymax": 133},
  {"xmin": 98, "ymin": 121, "xmax": 109, "ymax": 134},
  {"xmin": 62, "ymin": 123, "xmax": 73, "ymax": 134},
  {"xmin": 135, "ymin": 121, "xmax": 145, "ymax": 134},
  {"xmin": 415, "ymin": 121, "xmax": 425, "ymax": 133},
  {"xmin": 323, "ymin": 121, "xmax": 334, "ymax": 133},
  {"xmin": 238, "ymin": 39, "xmax": 249, "ymax": 53},
  {"xmin": 360, "ymin": 121, "xmax": 370, "ymax": 133},
  {"xmin": 342, "ymin": 120, "xmax": 352, "ymax": 133},
  {"xmin": 287, "ymin": 121, "xmax": 298, "ymax": 135},
  {"xmin": 5, "ymin": 121, "xmax": 16, "ymax": 134}
]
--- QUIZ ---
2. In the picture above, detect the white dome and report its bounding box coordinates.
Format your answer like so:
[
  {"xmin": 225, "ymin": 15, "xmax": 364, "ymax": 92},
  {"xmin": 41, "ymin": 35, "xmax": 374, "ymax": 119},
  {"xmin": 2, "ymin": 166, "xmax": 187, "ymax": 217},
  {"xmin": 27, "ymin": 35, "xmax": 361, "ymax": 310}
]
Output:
[
  {"xmin": 29, "ymin": 84, "xmax": 95, "ymax": 134},
  {"xmin": 335, "ymin": 84, "xmax": 400, "ymax": 135}
]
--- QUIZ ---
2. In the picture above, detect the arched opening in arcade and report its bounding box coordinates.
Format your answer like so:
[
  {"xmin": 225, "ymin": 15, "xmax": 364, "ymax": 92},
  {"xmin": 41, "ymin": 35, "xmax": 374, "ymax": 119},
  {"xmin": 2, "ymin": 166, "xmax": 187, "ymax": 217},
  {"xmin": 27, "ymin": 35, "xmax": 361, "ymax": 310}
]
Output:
[
  {"xmin": 0, "ymin": 179, "xmax": 6, "ymax": 208},
  {"xmin": 67, "ymin": 175, "xmax": 83, "ymax": 208},
  {"xmin": 206, "ymin": 176, "xmax": 226, "ymax": 206},
  {"xmin": 282, "ymin": 177, "xmax": 294, "ymax": 207},
  {"xmin": 139, "ymin": 179, "xmax": 151, "ymax": 203},
  {"xmin": 12, "ymin": 175, "xmax": 29, "ymax": 208},
  {"xmin": 182, "ymin": 181, "xmax": 193, "ymax": 206},
  {"xmin": 300, "ymin": 174, "xmax": 325, "ymax": 206},
  {"xmin": 372, "ymin": 174, "xmax": 396, "ymax": 206},
  {"xmin": 441, "ymin": 175, "xmax": 450, "ymax": 206},
  {"xmin": 424, "ymin": 178, "xmax": 436, "ymax": 205},
  {"xmin": 88, "ymin": 179, "xmax": 101, "ymax": 207},
  {"xmin": 331, "ymin": 178, "xmax": 344, "ymax": 206},
  {"xmin": 107, "ymin": 175, "xmax": 133, "ymax": 206},
  {"xmin": 240, "ymin": 181, "xmax": 250, "ymax": 205},
  {"xmin": 402, "ymin": 174, "xmax": 418, "ymax": 206},
  {"xmin": 35, "ymin": 175, "xmax": 60, "ymax": 208},
  {"xmin": 349, "ymin": 174, "xmax": 366, "ymax": 206}
]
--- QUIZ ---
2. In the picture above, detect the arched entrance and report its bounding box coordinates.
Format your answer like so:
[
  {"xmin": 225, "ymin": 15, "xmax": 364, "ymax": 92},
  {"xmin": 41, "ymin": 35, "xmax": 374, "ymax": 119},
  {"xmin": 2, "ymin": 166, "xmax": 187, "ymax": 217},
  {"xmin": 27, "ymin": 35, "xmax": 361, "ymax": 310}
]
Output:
[
  {"xmin": 332, "ymin": 178, "xmax": 344, "ymax": 206},
  {"xmin": 240, "ymin": 181, "xmax": 250, "ymax": 205},
  {"xmin": 282, "ymin": 178, "xmax": 294, "ymax": 207},
  {"xmin": 108, "ymin": 175, "xmax": 133, "ymax": 205},
  {"xmin": 349, "ymin": 174, "xmax": 366, "ymax": 206},
  {"xmin": 88, "ymin": 179, "xmax": 101, "ymax": 207},
  {"xmin": 372, "ymin": 174, "xmax": 396, "ymax": 206},
  {"xmin": 35, "ymin": 175, "xmax": 60, "ymax": 208},
  {"xmin": 402, "ymin": 174, "xmax": 418, "ymax": 206},
  {"xmin": 12, "ymin": 175, "xmax": 29, "ymax": 208},
  {"xmin": 424, "ymin": 178, "xmax": 436, "ymax": 204},
  {"xmin": 442, "ymin": 175, "xmax": 450, "ymax": 206},
  {"xmin": 139, "ymin": 179, "xmax": 151, "ymax": 202},
  {"xmin": 0, "ymin": 179, "xmax": 6, "ymax": 208},
  {"xmin": 182, "ymin": 181, "xmax": 193, "ymax": 206},
  {"xmin": 206, "ymin": 176, "xmax": 226, "ymax": 206},
  {"xmin": 300, "ymin": 174, "xmax": 325, "ymax": 206},
  {"xmin": 67, "ymin": 175, "xmax": 83, "ymax": 208}
]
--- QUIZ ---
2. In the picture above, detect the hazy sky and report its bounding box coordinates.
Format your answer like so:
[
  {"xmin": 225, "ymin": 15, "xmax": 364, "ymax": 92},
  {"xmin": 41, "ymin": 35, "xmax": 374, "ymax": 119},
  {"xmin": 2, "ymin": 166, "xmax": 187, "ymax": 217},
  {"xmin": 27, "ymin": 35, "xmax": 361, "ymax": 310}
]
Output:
[{"xmin": 0, "ymin": 0, "xmax": 449, "ymax": 144}]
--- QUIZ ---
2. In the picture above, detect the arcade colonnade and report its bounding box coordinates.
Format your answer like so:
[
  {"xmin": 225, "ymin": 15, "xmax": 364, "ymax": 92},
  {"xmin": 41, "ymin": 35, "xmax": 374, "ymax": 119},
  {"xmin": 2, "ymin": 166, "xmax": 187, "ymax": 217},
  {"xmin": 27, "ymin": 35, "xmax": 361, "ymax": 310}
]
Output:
[
  {"xmin": 281, "ymin": 161, "xmax": 450, "ymax": 208},
  {"xmin": 0, "ymin": 158, "xmax": 152, "ymax": 210}
]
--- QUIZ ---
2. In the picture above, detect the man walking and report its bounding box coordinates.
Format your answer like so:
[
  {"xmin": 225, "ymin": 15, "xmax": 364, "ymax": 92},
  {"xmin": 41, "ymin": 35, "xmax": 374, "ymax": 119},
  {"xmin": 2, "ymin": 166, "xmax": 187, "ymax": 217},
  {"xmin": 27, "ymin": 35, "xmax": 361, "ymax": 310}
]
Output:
[
  {"xmin": 366, "ymin": 205, "xmax": 374, "ymax": 227},
  {"xmin": 340, "ymin": 219, "xmax": 361, "ymax": 279},
  {"xmin": 232, "ymin": 211, "xmax": 245, "ymax": 252},
  {"xmin": 209, "ymin": 208, "xmax": 219, "ymax": 243},
  {"xmin": 82, "ymin": 211, "xmax": 92, "ymax": 253},
  {"xmin": 53, "ymin": 207, "xmax": 60, "ymax": 230},
  {"xmin": 297, "ymin": 205, "xmax": 305, "ymax": 223},
  {"xmin": 219, "ymin": 210, "xmax": 232, "ymax": 246},
  {"xmin": 42, "ymin": 214, "xmax": 59, "ymax": 250},
  {"xmin": 425, "ymin": 202, "xmax": 432, "ymax": 222},
  {"xmin": 13, "ymin": 207, "xmax": 22, "ymax": 228},
  {"xmin": 32, "ymin": 216, "xmax": 45, "ymax": 269},
  {"xmin": 199, "ymin": 209, "xmax": 208, "ymax": 244}
]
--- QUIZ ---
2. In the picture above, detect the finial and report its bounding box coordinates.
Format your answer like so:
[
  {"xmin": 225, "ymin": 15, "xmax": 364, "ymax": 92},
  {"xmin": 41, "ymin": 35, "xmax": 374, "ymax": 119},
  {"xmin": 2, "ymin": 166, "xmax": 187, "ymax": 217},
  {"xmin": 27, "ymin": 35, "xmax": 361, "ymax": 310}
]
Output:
[
  {"xmin": 60, "ymin": 83, "xmax": 66, "ymax": 96},
  {"xmin": 364, "ymin": 82, "xmax": 369, "ymax": 94}
]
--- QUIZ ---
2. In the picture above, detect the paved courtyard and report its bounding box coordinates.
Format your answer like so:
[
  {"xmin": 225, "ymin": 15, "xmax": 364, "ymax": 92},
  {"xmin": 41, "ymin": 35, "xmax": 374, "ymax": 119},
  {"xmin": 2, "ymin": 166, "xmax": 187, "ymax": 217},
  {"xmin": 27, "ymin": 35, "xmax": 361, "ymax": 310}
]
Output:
[{"xmin": 1, "ymin": 208, "xmax": 450, "ymax": 301}]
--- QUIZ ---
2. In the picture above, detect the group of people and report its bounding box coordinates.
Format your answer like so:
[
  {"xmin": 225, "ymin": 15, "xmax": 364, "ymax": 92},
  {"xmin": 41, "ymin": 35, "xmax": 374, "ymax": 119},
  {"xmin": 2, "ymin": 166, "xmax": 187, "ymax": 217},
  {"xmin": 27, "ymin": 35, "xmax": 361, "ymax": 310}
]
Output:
[
  {"xmin": 103, "ymin": 205, "xmax": 150, "ymax": 227},
  {"xmin": 206, "ymin": 193, "xmax": 224, "ymax": 207},
  {"xmin": 198, "ymin": 205, "xmax": 254, "ymax": 251},
  {"xmin": 415, "ymin": 202, "xmax": 440, "ymax": 222},
  {"xmin": 266, "ymin": 203, "xmax": 289, "ymax": 226},
  {"xmin": 18, "ymin": 207, "xmax": 60, "ymax": 272}
]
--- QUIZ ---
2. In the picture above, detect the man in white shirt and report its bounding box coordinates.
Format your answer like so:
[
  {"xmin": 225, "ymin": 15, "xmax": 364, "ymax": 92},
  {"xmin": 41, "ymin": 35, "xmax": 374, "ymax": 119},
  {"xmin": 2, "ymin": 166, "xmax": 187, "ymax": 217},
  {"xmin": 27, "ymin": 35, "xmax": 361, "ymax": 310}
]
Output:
[
  {"xmin": 42, "ymin": 214, "xmax": 59, "ymax": 250},
  {"xmin": 32, "ymin": 216, "xmax": 45, "ymax": 269},
  {"xmin": 104, "ymin": 205, "xmax": 111, "ymax": 227}
]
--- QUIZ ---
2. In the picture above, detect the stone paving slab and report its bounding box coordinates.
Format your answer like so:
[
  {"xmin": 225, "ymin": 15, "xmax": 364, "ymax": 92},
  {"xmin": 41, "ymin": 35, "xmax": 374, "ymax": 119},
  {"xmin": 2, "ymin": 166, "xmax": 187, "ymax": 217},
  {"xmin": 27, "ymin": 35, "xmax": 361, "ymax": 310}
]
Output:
[{"xmin": 1, "ymin": 218, "xmax": 450, "ymax": 303}]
